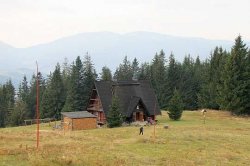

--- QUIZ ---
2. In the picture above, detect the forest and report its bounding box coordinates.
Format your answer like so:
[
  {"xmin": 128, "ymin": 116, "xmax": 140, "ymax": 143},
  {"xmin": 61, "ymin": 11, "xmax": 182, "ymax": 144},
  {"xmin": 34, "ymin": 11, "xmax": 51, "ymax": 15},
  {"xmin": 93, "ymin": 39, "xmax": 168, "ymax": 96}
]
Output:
[{"xmin": 0, "ymin": 35, "xmax": 249, "ymax": 127}]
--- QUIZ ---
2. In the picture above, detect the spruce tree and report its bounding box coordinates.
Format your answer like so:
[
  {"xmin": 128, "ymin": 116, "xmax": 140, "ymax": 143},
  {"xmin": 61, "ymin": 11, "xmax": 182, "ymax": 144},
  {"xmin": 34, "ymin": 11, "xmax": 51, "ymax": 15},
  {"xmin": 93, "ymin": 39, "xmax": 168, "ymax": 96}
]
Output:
[
  {"xmin": 16, "ymin": 76, "xmax": 30, "ymax": 121},
  {"xmin": 223, "ymin": 36, "xmax": 249, "ymax": 114},
  {"xmin": 113, "ymin": 56, "xmax": 133, "ymax": 80},
  {"xmin": 168, "ymin": 89, "xmax": 183, "ymax": 120},
  {"xmin": 107, "ymin": 95, "xmax": 123, "ymax": 128},
  {"xmin": 41, "ymin": 64, "xmax": 65, "ymax": 119},
  {"xmin": 63, "ymin": 56, "xmax": 85, "ymax": 112},
  {"xmin": 198, "ymin": 48, "xmax": 228, "ymax": 109},
  {"xmin": 19, "ymin": 75, "xmax": 29, "ymax": 103},
  {"xmin": 193, "ymin": 56, "xmax": 203, "ymax": 108},
  {"xmin": 165, "ymin": 53, "xmax": 182, "ymax": 108},
  {"xmin": 26, "ymin": 73, "xmax": 45, "ymax": 119},
  {"xmin": 209, "ymin": 47, "xmax": 228, "ymax": 109},
  {"xmin": 132, "ymin": 58, "xmax": 139, "ymax": 80},
  {"xmin": 11, "ymin": 100, "xmax": 27, "ymax": 126},
  {"xmin": 179, "ymin": 55, "xmax": 198, "ymax": 110},
  {"xmin": 100, "ymin": 66, "xmax": 112, "ymax": 81},
  {"xmin": 150, "ymin": 50, "xmax": 167, "ymax": 108},
  {"xmin": 138, "ymin": 62, "xmax": 151, "ymax": 80},
  {"xmin": 245, "ymin": 51, "xmax": 250, "ymax": 114},
  {"xmin": 0, "ymin": 80, "xmax": 15, "ymax": 127},
  {"xmin": 197, "ymin": 59, "xmax": 211, "ymax": 108},
  {"xmin": 62, "ymin": 57, "xmax": 71, "ymax": 102},
  {"xmin": 0, "ymin": 85, "xmax": 7, "ymax": 127},
  {"xmin": 82, "ymin": 53, "xmax": 97, "ymax": 108},
  {"xmin": 4, "ymin": 80, "xmax": 15, "ymax": 125}
]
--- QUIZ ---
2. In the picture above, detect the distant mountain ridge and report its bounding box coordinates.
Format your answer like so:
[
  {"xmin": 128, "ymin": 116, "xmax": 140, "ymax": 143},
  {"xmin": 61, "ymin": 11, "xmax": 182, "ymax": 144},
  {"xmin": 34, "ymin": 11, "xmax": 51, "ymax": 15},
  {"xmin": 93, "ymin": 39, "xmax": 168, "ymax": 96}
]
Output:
[{"xmin": 0, "ymin": 31, "xmax": 248, "ymax": 87}]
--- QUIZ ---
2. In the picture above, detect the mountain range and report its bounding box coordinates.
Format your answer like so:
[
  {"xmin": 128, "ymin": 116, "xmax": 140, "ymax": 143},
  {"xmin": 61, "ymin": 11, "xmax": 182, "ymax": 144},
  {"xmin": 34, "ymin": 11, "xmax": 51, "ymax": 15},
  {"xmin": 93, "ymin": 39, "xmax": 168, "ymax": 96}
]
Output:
[{"xmin": 0, "ymin": 31, "xmax": 248, "ymax": 87}]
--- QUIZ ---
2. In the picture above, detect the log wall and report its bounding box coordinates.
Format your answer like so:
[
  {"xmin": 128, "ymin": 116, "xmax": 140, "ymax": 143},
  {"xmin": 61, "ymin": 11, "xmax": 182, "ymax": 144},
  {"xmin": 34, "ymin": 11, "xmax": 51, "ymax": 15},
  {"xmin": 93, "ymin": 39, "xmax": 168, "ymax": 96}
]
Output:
[
  {"xmin": 72, "ymin": 118, "xmax": 97, "ymax": 130},
  {"xmin": 63, "ymin": 117, "xmax": 72, "ymax": 130}
]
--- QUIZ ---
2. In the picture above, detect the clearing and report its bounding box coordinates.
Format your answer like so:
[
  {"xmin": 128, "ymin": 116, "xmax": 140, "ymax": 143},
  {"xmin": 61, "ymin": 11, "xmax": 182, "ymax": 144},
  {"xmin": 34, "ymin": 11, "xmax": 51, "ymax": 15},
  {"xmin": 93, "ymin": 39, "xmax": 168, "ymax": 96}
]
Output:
[{"xmin": 0, "ymin": 110, "xmax": 249, "ymax": 166}]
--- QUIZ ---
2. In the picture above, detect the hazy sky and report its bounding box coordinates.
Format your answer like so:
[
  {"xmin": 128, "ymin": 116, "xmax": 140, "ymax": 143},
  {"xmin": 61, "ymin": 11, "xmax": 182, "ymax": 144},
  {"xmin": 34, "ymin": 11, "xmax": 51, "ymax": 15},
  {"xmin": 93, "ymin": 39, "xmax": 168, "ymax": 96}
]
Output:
[{"xmin": 0, "ymin": 0, "xmax": 250, "ymax": 48}]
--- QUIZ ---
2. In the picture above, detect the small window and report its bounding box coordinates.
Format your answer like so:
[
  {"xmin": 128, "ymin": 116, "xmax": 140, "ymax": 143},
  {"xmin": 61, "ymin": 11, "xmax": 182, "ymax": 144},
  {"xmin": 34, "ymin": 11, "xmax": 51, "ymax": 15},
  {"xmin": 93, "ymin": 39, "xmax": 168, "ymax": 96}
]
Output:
[{"xmin": 137, "ymin": 105, "xmax": 139, "ymax": 109}]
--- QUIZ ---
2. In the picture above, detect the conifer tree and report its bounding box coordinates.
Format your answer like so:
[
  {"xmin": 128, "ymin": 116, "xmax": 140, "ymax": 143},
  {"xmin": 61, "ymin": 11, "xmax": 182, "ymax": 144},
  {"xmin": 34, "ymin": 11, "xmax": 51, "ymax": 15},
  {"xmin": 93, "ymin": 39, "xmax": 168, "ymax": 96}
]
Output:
[
  {"xmin": 62, "ymin": 57, "xmax": 71, "ymax": 101},
  {"xmin": 113, "ymin": 56, "xmax": 133, "ymax": 80},
  {"xmin": 27, "ymin": 73, "xmax": 45, "ymax": 119},
  {"xmin": 197, "ymin": 59, "xmax": 213, "ymax": 108},
  {"xmin": 198, "ymin": 48, "xmax": 228, "ymax": 109},
  {"xmin": 0, "ymin": 80, "xmax": 15, "ymax": 127},
  {"xmin": 18, "ymin": 75, "xmax": 29, "ymax": 103},
  {"xmin": 82, "ymin": 53, "xmax": 97, "ymax": 108},
  {"xmin": 63, "ymin": 56, "xmax": 85, "ymax": 112},
  {"xmin": 41, "ymin": 64, "xmax": 65, "ymax": 119},
  {"xmin": 11, "ymin": 100, "xmax": 27, "ymax": 126},
  {"xmin": 107, "ymin": 95, "xmax": 123, "ymax": 128},
  {"xmin": 245, "ymin": 51, "xmax": 250, "ymax": 114},
  {"xmin": 179, "ymin": 55, "xmax": 198, "ymax": 110},
  {"xmin": 138, "ymin": 62, "xmax": 151, "ymax": 80},
  {"xmin": 150, "ymin": 50, "xmax": 167, "ymax": 108},
  {"xmin": 193, "ymin": 56, "xmax": 203, "ymax": 106},
  {"xmin": 0, "ymin": 85, "xmax": 7, "ymax": 127},
  {"xmin": 165, "ymin": 53, "xmax": 181, "ymax": 107},
  {"xmin": 168, "ymin": 89, "xmax": 183, "ymax": 120},
  {"xmin": 4, "ymin": 80, "xmax": 15, "ymax": 125},
  {"xmin": 100, "ymin": 66, "xmax": 112, "ymax": 81},
  {"xmin": 132, "ymin": 58, "xmax": 139, "ymax": 80},
  {"xmin": 223, "ymin": 36, "xmax": 249, "ymax": 114},
  {"xmin": 15, "ymin": 76, "xmax": 30, "ymax": 122},
  {"xmin": 62, "ymin": 57, "xmax": 71, "ymax": 79},
  {"xmin": 10, "ymin": 101, "xmax": 27, "ymax": 126}
]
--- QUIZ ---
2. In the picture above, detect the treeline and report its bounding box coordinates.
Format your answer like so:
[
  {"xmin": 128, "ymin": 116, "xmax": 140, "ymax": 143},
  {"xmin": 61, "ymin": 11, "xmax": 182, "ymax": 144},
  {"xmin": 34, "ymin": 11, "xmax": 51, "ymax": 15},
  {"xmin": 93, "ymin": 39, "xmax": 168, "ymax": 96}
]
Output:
[
  {"xmin": 113, "ymin": 36, "xmax": 249, "ymax": 115},
  {"xmin": 0, "ymin": 55, "xmax": 97, "ymax": 127},
  {"xmin": 0, "ymin": 36, "xmax": 249, "ymax": 127}
]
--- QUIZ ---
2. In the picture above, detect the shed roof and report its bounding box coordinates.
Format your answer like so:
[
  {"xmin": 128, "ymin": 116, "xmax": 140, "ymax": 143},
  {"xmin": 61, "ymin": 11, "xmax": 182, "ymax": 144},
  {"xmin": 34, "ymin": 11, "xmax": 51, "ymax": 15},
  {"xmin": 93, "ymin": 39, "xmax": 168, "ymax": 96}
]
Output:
[
  {"xmin": 94, "ymin": 80, "xmax": 161, "ymax": 117},
  {"xmin": 61, "ymin": 111, "xmax": 96, "ymax": 119}
]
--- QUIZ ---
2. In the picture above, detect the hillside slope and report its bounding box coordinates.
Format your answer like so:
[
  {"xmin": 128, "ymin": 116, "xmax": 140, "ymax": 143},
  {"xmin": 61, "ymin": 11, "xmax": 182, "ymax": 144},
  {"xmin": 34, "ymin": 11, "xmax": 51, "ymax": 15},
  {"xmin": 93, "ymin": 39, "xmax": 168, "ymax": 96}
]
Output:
[{"xmin": 0, "ymin": 110, "xmax": 249, "ymax": 165}]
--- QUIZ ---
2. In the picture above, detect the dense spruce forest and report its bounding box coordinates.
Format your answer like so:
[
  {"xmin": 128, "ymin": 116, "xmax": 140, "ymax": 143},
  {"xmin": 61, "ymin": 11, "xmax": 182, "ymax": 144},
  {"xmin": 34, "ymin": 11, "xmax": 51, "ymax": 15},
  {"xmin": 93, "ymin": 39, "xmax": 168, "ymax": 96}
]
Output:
[{"xmin": 0, "ymin": 36, "xmax": 249, "ymax": 127}]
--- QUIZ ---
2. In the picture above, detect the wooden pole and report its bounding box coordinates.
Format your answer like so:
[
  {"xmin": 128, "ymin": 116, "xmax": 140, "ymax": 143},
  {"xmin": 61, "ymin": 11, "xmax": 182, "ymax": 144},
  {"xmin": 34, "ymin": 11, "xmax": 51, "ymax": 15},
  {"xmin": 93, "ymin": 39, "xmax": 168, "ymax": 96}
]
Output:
[
  {"xmin": 153, "ymin": 101, "xmax": 156, "ymax": 141},
  {"xmin": 36, "ymin": 62, "xmax": 40, "ymax": 149},
  {"xmin": 97, "ymin": 97, "xmax": 100, "ymax": 122},
  {"xmin": 203, "ymin": 112, "xmax": 206, "ymax": 124},
  {"xmin": 202, "ymin": 109, "xmax": 206, "ymax": 124}
]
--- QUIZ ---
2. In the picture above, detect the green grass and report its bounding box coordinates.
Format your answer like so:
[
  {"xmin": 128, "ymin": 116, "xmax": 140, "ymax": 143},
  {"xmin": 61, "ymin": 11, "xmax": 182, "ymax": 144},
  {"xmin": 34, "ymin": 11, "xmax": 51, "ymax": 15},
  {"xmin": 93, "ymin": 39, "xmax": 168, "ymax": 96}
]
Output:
[{"xmin": 0, "ymin": 110, "xmax": 249, "ymax": 166}]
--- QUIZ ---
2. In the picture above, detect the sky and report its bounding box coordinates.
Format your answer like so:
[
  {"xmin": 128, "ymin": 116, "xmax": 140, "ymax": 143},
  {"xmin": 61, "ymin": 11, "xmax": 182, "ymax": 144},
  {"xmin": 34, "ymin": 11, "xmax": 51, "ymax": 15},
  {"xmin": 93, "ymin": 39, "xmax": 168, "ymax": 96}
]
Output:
[{"xmin": 0, "ymin": 0, "xmax": 250, "ymax": 48}]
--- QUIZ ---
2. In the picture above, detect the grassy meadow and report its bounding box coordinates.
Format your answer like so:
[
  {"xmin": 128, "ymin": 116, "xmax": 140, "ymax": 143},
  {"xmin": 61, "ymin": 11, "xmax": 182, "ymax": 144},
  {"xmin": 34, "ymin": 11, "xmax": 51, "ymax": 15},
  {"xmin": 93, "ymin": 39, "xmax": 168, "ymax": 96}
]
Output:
[{"xmin": 0, "ymin": 110, "xmax": 249, "ymax": 166}]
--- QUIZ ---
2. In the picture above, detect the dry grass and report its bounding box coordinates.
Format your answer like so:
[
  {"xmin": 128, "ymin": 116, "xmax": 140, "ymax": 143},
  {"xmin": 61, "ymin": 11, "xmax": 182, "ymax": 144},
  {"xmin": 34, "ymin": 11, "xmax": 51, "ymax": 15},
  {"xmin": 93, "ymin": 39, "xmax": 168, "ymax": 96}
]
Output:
[{"xmin": 0, "ymin": 110, "xmax": 249, "ymax": 166}]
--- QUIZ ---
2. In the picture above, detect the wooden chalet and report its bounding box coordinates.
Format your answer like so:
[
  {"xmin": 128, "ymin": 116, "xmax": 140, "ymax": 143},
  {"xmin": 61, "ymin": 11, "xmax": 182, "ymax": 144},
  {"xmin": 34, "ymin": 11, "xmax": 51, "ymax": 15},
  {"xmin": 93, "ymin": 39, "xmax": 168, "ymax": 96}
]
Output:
[{"xmin": 87, "ymin": 80, "xmax": 161, "ymax": 124}]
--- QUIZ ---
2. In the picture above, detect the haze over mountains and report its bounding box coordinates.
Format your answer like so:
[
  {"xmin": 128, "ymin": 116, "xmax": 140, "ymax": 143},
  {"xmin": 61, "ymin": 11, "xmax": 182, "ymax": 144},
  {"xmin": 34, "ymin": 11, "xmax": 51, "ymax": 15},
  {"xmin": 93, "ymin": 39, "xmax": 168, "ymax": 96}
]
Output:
[{"xmin": 0, "ymin": 31, "xmax": 246, "ymax": 87}]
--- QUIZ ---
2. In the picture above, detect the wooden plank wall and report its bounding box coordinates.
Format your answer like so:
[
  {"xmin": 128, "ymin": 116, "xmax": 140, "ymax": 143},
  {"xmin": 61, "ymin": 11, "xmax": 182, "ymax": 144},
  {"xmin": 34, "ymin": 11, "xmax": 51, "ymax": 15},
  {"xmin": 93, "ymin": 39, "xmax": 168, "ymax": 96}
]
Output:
[
  {"xmin": 72, "ymin": 118, "xmax": 97, "ymax": 130},
  {"xmin": 63, "ymin": 117, "xmax": 72, "ymax": 130}
]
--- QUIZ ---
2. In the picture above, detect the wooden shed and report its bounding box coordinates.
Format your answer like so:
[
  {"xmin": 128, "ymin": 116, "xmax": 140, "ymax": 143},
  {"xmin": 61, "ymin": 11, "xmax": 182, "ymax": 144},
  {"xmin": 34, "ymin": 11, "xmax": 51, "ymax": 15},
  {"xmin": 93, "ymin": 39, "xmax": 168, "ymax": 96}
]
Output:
[{"xmin": 61, "ymin": 111, "xmax": 97, "ymax": 131}]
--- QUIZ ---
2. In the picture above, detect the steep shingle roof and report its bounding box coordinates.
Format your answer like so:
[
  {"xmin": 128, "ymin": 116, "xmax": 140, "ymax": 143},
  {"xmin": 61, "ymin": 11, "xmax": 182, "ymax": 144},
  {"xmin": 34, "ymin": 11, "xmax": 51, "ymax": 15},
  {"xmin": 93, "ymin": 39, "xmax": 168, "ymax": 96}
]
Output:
[
  {"xmin": 94, "ymin": 81, "xmax": 113, "ymax": 116},
  {"xmin": 94, "ymin": 80, "xmax": 161, "ymax": 117},
  {"xmin": 61, "ymin": 111, "xmax": 96, "ymax": 119},
  {"xmin": 127, "ymin": 96, "xmax": 141, "ymax": 116}
]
